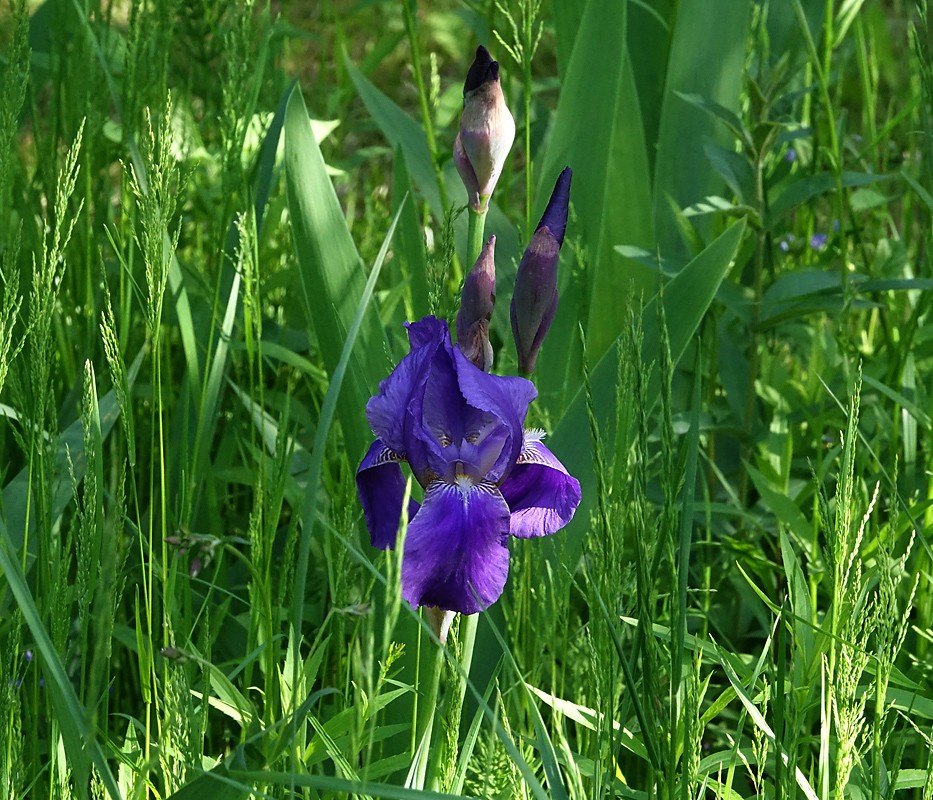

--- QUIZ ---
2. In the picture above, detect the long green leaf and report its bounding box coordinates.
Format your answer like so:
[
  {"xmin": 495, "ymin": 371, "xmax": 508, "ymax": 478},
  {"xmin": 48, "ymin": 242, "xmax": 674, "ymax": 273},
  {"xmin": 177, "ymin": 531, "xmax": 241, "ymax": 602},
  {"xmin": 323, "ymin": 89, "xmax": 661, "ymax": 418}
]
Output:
[
  {"xmin": 284, "ymin": 84, "xmax": 389, "ymax": 463},
  {"xmin": 290, "ymin": 195, "xmax": 407, "ymax": 783},
  {"xmin": 537, "ymin": 0, "xmax": 654, "ymax": 369},
  {"xmin": 652, "ymin": 0, "xmax": 751, "ymax": 256},
  {"xmin": 546, "ymin": 219, "xmax": 746, "ymax": 568},
  {"xmin": 2, "ymin": 346, "xmax": 146, "ymax": 556},
  {"xmin": 0, "ymin": 524, "xmax": 124, "ymax": 800}
]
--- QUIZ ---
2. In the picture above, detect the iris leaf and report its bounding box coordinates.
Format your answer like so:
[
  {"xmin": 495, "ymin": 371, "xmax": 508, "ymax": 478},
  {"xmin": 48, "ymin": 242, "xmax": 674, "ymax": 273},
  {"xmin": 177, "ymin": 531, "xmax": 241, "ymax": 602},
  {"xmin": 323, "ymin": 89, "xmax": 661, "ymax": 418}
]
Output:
[
  {"xmin": 284, "ymin": 83, "xmax": 389, "ymax": 463},
  {"xmin": 547, "ymin": 218, "xmax": 747, "ymax": 570},
  {"xmin": 653, "ymin": 0, "xmax": 751, "ymax": 256}
]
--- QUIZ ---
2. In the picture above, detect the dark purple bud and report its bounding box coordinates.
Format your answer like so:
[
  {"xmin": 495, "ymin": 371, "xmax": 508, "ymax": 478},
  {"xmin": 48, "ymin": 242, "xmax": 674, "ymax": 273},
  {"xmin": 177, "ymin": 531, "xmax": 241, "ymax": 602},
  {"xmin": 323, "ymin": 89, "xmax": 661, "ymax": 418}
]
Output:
[
  {"xmin": 537, "ymin": 167, "xmax": 571, "ymax": 245},
  {"xmin": 464, "ymin": 46, "xmax": 497, "ymax": 95},
  {"xmin": 510, "ymin": 169, "xmax": 571, "ymax": 374},
  {"xmin": 455, "ymin": 47, "xmax": 515, "ymax": 212},
  {"xmin": 456, "ymin": 235, "xmax": 496, "ymax": 371},
  {"xmin": 511, "ymin": 227, "xmax": 560, "ymax": 374}
]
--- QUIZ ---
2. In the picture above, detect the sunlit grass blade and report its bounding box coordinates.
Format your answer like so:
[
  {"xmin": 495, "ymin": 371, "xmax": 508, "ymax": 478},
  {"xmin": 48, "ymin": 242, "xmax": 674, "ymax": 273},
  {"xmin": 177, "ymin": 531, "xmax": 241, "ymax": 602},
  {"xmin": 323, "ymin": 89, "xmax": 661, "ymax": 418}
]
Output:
[
  {"xmin": 289, "ymin": 194, "xmax": 407, "ymax": 778},
  {"xmin": 253, "ymin": 78, "xmax": 293, "ymax": 233},
  {"xmin": 0, "ymin": 523, "xmax": 123, "ymax": 800},
  {"xmin": 346, "ymin": 58, "xmax": 442, "ymax": 221},
  {"xmin": 716, "ymin": 641, "xmax": 820, "ymax": 800},
  {"xmin": 228, "ymin": 770, "xmax": 482, "ymax": 799},
  {"xmin": 537, "ymin": 0, "xmax": 654, "ymax": 363},
  {"xmin": 392, "ymin": 144, "xmax": 430, "ymax": 319},
  {"xmin": 481, "ymin": 608, "xmax": 569, "ymax": 800},
  {"xmin": 547, "ymin": 219, "xmax": 746, "ymax": 566},
  {"xmin": 652, "ymin": 0, "xmax": 750, "ymax": 255},
  {"xmin": 2, "ymin": 345, "xmax": 145, "ymax": 554},
  {"xmin": 284, "ymin": 83, "xmax": 389, "ymax": 463}
]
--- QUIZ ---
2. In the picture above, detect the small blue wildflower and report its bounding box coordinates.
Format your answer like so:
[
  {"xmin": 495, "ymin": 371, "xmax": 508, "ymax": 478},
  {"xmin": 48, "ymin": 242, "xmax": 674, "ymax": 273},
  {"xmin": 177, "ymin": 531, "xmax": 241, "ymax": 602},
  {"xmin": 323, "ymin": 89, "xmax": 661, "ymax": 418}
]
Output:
[
  {"xmin": 810, "ymin": 233, "xmax": 828, "ymax": 251},
  {"xmin": 785, "ymin": 148, "xmax": 797, "ymax": 162}
]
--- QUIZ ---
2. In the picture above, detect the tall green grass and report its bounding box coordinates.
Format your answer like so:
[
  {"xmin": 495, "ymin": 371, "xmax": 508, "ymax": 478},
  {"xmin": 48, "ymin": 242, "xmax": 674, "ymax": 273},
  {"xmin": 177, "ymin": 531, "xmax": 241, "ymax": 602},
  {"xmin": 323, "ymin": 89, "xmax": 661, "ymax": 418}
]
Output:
[{"xmin": 0, "ymin": 0, "xmax": 932, "ymax": 798}]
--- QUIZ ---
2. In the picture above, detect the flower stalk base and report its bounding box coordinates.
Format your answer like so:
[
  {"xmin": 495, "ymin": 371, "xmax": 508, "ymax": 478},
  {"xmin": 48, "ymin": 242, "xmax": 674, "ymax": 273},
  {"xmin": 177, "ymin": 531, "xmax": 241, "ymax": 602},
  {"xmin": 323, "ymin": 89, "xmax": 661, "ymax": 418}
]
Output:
[{"xmin": 467, "ymin": 206, "xmax": 488, "ymax": 267}]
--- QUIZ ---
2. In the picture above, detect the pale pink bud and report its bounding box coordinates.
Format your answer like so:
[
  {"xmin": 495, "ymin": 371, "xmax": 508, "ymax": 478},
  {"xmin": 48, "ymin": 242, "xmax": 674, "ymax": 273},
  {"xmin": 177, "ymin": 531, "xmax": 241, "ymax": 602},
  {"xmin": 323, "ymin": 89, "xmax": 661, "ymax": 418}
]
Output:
[{"xmin": 454, "ymin": 46, "xmax": 515, "ymax": 212}]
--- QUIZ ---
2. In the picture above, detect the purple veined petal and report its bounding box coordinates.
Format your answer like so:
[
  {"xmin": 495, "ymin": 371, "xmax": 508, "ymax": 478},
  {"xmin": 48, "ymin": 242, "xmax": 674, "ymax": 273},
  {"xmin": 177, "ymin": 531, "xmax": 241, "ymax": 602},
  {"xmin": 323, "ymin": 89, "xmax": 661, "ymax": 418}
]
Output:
[
  {"xmin": 357, "ymin": 440, "xmax": 421, "ymax": 550},
  {"xmin": 409, "ymin": 338, "xmax": 502, "ymax": 484},
  {"xmin": 401, "ymin": 478, "xmax": 511, "ymax": 614},
  {"xmin": 499, "ymin": 431, "xmax": 581, "ymax": 538},
  {"xmin": 405, "ymin": 315, "xmax": 450, "ymax": 350},
  {"xmin": 367, "ymin": 344, "xmax": 439, "ymax": 456},
  {"xmin": 406, "ymin": 342, "xmax": 465, "ymax": 483},
  {"xmin": 452, "ymin": 346, "xmax": 536, "ymax": 480}
]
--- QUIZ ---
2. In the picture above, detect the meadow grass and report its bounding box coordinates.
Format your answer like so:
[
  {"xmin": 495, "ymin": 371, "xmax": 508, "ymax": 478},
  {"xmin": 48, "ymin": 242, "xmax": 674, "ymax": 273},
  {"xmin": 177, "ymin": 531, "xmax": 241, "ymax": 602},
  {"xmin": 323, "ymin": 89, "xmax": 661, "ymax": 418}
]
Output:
[{"xmin": 0, "ymin": 0, "xmax": 932, "ymax": 799}]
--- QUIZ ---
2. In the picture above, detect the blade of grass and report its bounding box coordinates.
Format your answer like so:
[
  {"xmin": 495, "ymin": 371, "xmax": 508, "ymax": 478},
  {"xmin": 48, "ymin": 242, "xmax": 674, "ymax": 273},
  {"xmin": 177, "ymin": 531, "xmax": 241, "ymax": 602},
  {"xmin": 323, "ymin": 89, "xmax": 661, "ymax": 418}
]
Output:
[
  {"xmin": 716, "ymin": 641, "xmax": 819, "ymax": 800},
  {"xmin": 289, "ymin": 194, "xmax": 407, "ymax": 784},
  {"xmin": 537, "ymin": 0, "xmax": 654, "ymax": 363},
  {"xmin": 284, "ymin": 84, "xmax": 390, "ymax": 463},
  {"xmin": 0, "ymin": 522, "xmax": 124, "ymax": 800},
  {"xmin": 545, "ymin": 219, "xmax": 746, "ymax": 571},
  {"xmin": 481, "ymin": 607, "xmax": 569, "ymax": 800},
  {"xmin": 652, "ymin": 0, "xmax": 751, "ymax": 256},
  {"xmin": 2, "ymin": 345, "xmax": 146, "ymax": 555}
]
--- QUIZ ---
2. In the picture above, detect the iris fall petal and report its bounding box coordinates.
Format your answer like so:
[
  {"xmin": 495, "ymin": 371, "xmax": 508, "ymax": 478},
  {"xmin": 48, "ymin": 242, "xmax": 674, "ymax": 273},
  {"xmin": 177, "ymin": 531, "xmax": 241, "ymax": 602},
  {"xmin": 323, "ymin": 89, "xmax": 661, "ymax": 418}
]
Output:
[
  {"xmin": 401, "ymin": 479, "xmax": 511, "ymax": 614},
  {"xmin": 499, "ymin": 432, "xmax": 582, "ymax": 538},
  {"xmin": 356, "ymin": 440, "xmax": 420, "ymax": 550}
]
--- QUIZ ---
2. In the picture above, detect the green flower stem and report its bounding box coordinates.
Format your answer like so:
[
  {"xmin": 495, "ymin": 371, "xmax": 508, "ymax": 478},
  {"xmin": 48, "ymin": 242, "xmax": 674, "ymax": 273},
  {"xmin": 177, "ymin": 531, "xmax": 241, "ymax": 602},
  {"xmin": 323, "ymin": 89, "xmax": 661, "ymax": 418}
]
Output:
[
  {"xmin": 425, "ymin": 613, "xmax": 478, "ymax": 791},
  {"xmin": 466, "ymin": 206, "xmax": 488, "ymax": 268},
  {"xmin": 412, "ymin": 632, "xmax": 446, "ymax": 788},
  {"xmin": 401, "ymin": 0, "xmax": 449, "ymax": 214},
  {"xmin": 456, "ymin": 613, "xmax": 479, "ymax": 705},
  {"xmin": 523, "ymin": 4, "xmax": 534, "ymax": 239}
]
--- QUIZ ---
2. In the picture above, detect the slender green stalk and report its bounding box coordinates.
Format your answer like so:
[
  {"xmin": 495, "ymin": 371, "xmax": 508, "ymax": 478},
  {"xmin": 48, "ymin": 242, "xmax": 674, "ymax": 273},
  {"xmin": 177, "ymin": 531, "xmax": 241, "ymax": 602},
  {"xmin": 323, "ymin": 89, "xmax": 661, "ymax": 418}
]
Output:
[
  {"xmin": 412, "ymin": 639, "xmax": 445, "ymax": 787},
  {"xmin": 466, "ymin": 208, "xmax": 488, "ymax": 267},
  {"xmin": 401, "ymin": 0, "xmax": 449, "ymax": 214}
]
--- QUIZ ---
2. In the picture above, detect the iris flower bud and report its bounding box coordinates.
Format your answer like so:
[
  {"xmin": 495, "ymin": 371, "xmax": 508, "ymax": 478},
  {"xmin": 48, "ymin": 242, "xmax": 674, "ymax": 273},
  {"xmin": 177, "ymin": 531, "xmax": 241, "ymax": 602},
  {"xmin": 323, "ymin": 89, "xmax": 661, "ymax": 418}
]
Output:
[
  {"xmin": 454, "ymin": 46, "xmax": 515, "ymax": 212},
  {"xmin": 510, "ymin": 167, "xmax": 572, "ymax": 374},
  {"xmin": 456, "ymin": 235, "xmax": 496, "ymax": 371}
]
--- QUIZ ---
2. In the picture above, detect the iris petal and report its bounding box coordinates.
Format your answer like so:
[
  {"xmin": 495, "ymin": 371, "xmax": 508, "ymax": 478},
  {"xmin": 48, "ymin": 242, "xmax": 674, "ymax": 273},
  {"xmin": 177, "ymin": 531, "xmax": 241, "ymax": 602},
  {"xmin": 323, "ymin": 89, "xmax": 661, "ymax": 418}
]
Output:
[
  {"xmin": 499, "ymin": 433, "xmax": 581, "ymax": 538},
  {"xmin": 401, "ymin": 479, "xmax": 511, "ymax": 614},
  {"xmin": 452, "ymin": 346, "xmax": 536, "ymax": 481},
  {"xmin": 366, "ymin": 316, "xmax": 448, "ymax": 452},
  {"xmin": 357, "ymin": 440, "xmax": 420, "ymax": 550}
]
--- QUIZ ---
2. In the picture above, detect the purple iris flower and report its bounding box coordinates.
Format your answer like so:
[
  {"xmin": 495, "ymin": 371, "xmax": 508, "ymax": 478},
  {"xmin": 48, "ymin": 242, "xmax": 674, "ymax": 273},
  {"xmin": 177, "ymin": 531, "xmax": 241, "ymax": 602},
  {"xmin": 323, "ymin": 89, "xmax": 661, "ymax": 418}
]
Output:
[{"xmin": 357, "ymin": 316, "xmax": 581, "ymax": 614}]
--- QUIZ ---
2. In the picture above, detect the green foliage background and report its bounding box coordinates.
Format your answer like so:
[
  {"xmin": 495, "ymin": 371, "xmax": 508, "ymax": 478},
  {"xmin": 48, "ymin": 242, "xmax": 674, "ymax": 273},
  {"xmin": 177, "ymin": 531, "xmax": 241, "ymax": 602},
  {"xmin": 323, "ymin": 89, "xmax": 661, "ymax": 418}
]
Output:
[{"xmin": 0, "ymin": 0, "xmax": 931, "ymax": 798}]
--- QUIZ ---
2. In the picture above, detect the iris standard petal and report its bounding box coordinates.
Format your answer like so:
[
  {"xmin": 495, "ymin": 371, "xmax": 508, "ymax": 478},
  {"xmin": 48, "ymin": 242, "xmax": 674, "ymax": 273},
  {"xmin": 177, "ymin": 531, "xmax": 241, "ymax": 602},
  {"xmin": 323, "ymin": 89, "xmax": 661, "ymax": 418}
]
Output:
[
  {"xmin": 367, "ymin": 316, "xmax": 449, "ymax": 455},
  {"xmin": 405, "ymin": 315, "xmax": 449, "ymax": 349},
  {"xmin": 357, "ymin": 440, "xmax": 421, "ymax": 550},
  {"xmin": 401, "ymin": 479, "xmax": 511, "ymax": 614},
  {"xmin": 499, "ymin": 432, "xmax": 581, "ymax": 538},
  {"xmin": 452, "ymin": 346, "xmax": 536, "ymax": 480}
]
